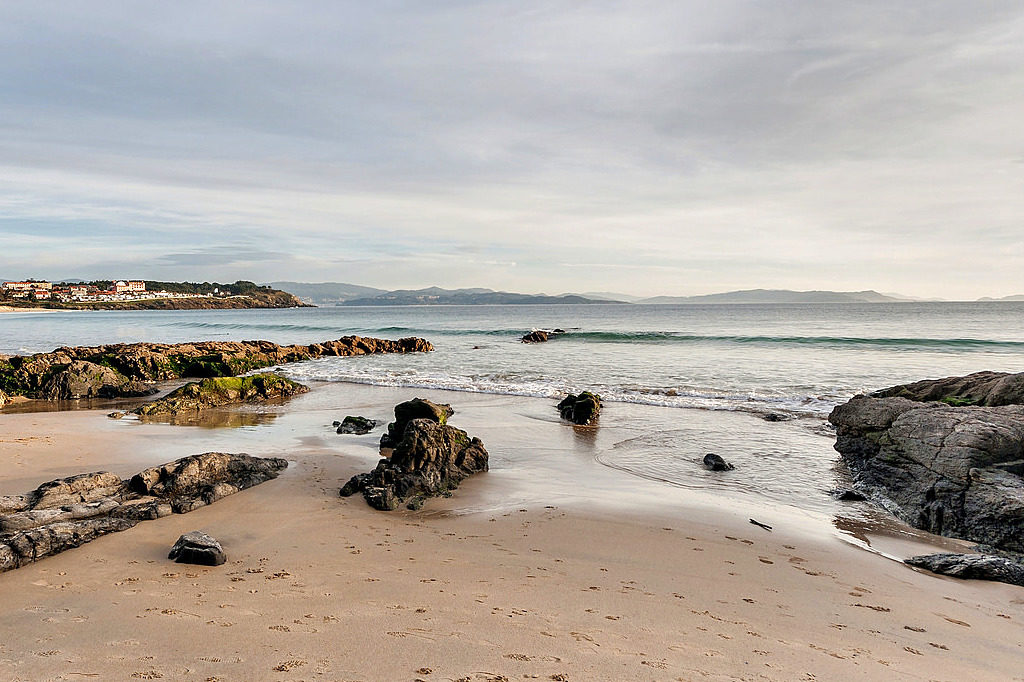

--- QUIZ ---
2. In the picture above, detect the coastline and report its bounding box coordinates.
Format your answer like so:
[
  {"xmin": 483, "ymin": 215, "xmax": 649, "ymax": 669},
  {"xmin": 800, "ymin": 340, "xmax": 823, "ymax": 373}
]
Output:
[{"xmin": 2, "ymin": 383, "xmax": 1022, "ymax": 680}]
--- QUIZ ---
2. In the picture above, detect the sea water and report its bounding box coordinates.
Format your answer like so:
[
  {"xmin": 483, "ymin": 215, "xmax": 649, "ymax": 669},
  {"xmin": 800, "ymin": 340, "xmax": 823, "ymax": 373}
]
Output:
[{"xmin": 3, "ymin": 302, "xmax": 1024, "ymax": 526}]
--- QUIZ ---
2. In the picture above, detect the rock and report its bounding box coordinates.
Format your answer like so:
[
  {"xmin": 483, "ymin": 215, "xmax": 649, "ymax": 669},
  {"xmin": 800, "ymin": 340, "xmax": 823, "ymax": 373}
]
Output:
[
  {"xmin": 829, "ymin": 394, "xmax": 1024, "ymax": 553},
  {"xmin": 762, "ymin": 412, "xmax": 789, "ymax": 422},
  {"xmin": 0, "ymin": 453, "xmax": 285, "ymax": 572},
  {"xmin": 0, "ymin": 389, "xmax": 6, "ymax": 409},
  {"xmin": 342, "ymin": 415, "xmax": 488, "ymax": 511},
  {"xmin": 337, "ymin": 416, "xmax": 377, "ymax": 435},
  {"xmin": 872, "ymin": 371, "xmax": 1024, "ymax": 407},
  {"xmin": 380, "ymin": 398, "xmax": 454, "ymax": 448},
  {"xmin": 557, "ymin": 392, "xmax": 602, "ymax": 425},
  {"xmin": 0, "ymin": 336, "xmax": 433, "ymax": 402},
  {"xmin": 905, "ymin": 553, "xmax": 1024, "ymax": 587},
  {"xmin": 834, "ymin": 489, "xmax": 867, "ymax": 502},
  {"xmin": 168, "ymin": 531, "xmax": 226, "ymax": 566},
  {"xmin": 133, "ymin": 373, "xmax": 308, "ymax": 416},
  {"xmin": 521, "ymin": 330, "xmax": 549, "ymax": 343},
  {"xmin": 703, "ymin": 453, "xmax": 734, "ymax": 471}
]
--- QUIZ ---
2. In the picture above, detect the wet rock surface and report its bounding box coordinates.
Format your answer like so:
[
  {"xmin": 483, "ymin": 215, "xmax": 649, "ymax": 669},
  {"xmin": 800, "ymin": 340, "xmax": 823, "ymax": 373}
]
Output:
[
  {"xmin": 134, "ymin": 373, "xmax": 309, "ymax": 416},
  {"xmin": 703, "ymin": 453, "xmax": 734, "ymax": 471},
  {"xmin": 169, "ymin": 531, "xmax": 227, "ymax": 566},
  {"xmin": 342, "ymin": 403, "xmax": 488, "ymax": 511},
  {"xmin": 905, "ymin": 553, "xmax": 1024, "ymax": 587},
  {"xmin": 0, "ymin": 453, "xmax": 286, "ymax": 572},
  {"xmin": 336, "ymin": 416, "xmax": 377, "ymax": 435},
  {"xmin": 557, "ymin": 391, "xmax": 602, "ymax": 425},
  {"xmin": 521, "ymin": 330, "xmax": 549, "ymax": 343},
  {"xmin": 380, "ymin": 397, "xmax": 454, "ymax": 448},
  {"xmin": 829, "ymin": 392, "xmax": 1024, "ymax": 555},
  {"xmin": 0, "ymin": 336, "xmax": 433, "ymax": 402}
]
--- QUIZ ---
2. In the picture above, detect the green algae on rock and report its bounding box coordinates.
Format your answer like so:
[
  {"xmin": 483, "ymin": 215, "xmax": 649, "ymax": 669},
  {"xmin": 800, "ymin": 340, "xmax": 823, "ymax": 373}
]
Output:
[{"xmin": 134, "ymin": 373, "xmax": 309, "ymax": 415}]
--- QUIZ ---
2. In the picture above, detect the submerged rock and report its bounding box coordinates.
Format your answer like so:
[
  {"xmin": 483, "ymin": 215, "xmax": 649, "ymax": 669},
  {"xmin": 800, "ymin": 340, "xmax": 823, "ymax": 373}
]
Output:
[
  {"xmin": 0, "ymin": 453, "xmax": 286, "ymax": 572},
  {"xmin": 380, "ymin": 397, "xmax": 454, "ymax": 448},
  {"xmin": 169, "ymin": 531, "xmax": 226, "ymax": 566},
  {"xmin": 703, "ymin": 453, "xmax": 734, "ymax": 471},
  {"xmin": 557, "ymin": 391, "xmax": 602, "ymax": 425},
  {"xmin": 521, "ymin": 330, "xmax": 549, "ymax": 343},
  {"xmin": 342, "ymin": 411, "xmax": 488, "ymax": 511},
  {"xmin": 829, "ymin": 393, "xmax": 1024, "ymax": 553},
  {"xmin": 905, "ymin": 553, "xmax": 1024, "ymax": 587},
  {"xmin": 133, "ymin": 373, "xmax": 308, "ymax": 416},
  {"xmin": 337, "ymin": 416, "xmax": 377, "ymax": 435}
]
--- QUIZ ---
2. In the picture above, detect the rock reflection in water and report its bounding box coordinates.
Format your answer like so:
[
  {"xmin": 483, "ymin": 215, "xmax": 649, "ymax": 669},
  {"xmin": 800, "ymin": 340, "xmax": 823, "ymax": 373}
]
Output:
[{"xmin": 137, "ymin": 409, "xmax": 278, "ymax": 429}]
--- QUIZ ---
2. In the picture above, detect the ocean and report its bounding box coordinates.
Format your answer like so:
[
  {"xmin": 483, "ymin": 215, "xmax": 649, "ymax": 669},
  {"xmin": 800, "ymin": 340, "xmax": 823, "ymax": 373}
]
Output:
[{"xmin": 4, "ymin": 302, "xmax": 1024, "ymax": 529}]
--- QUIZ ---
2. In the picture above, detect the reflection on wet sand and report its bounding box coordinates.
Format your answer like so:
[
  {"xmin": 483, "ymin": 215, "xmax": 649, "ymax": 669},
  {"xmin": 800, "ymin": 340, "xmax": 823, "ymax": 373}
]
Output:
[{"xmin": 137, "ymin": 409, "xmax": 278, "ymax": 429}]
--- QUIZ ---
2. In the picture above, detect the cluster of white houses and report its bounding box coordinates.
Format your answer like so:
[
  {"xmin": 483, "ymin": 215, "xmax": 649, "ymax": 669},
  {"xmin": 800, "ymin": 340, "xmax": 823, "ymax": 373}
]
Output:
[{"xmin": 1, "ymin": 280, "xmax": 203, "ymax": 303}]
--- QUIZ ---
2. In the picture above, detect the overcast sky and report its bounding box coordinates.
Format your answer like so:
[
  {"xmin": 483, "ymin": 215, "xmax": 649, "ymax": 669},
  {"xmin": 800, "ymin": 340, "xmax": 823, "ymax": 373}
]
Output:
[{"xmin": 1, "ymin": 1, "xmax": 1022, "ymax": 298}]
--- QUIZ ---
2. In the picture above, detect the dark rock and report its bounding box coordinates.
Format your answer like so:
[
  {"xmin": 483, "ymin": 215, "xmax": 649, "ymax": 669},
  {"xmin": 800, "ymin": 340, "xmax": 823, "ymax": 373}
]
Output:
[
  {"xmin": 380, "ymin": 398, "xmax": 454, "ymax": 448},
  {"xmin": 703, "ymin": 453, "xmax": 734, "ymax": 471},
  {"xmin": 522, "ymin": 330, "xmax": 549, "ymax": 343},
  {"xmin": 829, "ymin": 393, "xmax": 1024, "ymax": 553},
  {"xmin": 557, "ymin": 392, "xmax": 602, "ymax": 425},
  {"xmin": 332, "ymin": 420, "xmax": 341, "ymax": 427},
  {"xmin": 337, "ymin": 416, "xmax": 377, "ymax": 435},
  {"xmin": 0, "ymin": 453, "xmax": 287, "ymax": 572},
  {"xmin": 762, "ymin": 412, "xmax": 789, "ymax": 422},
  {"xmin": 108, "ymin": 411, "xmax": 125, "ymax": 419},
  {"xmin": 168, "ymin": 530, "xmax": 226, "ymax": 566},
  {"xmin": 872, "ymin": 370, "xmax": 1024, "ymax": 407},
  {"xmin": 133, "ymin": 373, "xmax": 308, "ymax": 416},
  {"xmin": 834, "ymin": 489, "xmax": 868, "ymax": 502},
  {"xmin": 341, "ymin": 416, "xmax": 488, "ymax": 511},
  {"xmin": 905, "ymin": 553, "xmax": 1024, "ymax": 587},
  {"xmin": 0, "ymin": 336, "xmax": 433, "ymax": 402}
]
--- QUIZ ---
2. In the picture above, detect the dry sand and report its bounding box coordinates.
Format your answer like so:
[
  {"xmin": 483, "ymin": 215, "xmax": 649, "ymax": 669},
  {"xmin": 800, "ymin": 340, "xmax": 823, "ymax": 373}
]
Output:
[{"xmin": 1, "ymin": 385, "xmax": 1023, "ymax": 681}]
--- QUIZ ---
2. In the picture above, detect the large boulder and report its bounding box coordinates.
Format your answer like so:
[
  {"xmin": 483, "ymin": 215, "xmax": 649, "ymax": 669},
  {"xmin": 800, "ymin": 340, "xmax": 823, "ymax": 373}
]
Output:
[
  {"xmin": 521, "ymin": 330, "xmax": 549, "ymax": 343},
  {"xmin": 168, "ymin": 531, "xmax": 227, "ymax": 566},
  {"xmin": 557, "ymin": 391, "xmax": 602, "ymax": 425},
  {"xmin": 380, "ymin": 397, "xmax": 454, "ymax": 448},
  {"xmin": 133, "ymin": 373, "xmax": 308, "ymax": 416},
  {"xmin": 829, "ymin": 395, "xmax": 1024, "ymax": 553},
  {"xmin": 40, "ymin": 360, "xmax": 155, "ymax": 400},
  {"xmin": 872, "ymin": 371, "xmax": 1024, "ymax": 407},
  {"xmin": 342, "ymin": 417, "xmax": 488, "ymax": 511},
  {"xmin": 0, "ymin": 453, "xmax": 287, "ymax": 572}
]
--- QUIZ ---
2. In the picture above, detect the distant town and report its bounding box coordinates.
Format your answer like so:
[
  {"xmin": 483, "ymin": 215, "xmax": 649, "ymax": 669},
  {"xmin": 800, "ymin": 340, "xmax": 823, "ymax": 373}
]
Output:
[{"xmin": 0, "ymin": 279, "xmax": 216, "ymax": 303}]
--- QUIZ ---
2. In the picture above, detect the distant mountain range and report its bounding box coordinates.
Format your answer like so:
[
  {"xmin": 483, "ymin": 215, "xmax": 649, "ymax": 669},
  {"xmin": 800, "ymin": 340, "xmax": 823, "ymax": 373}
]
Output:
[
  {"xmin": 636, "ymin": 289, "xmax": 908, "ymax": 304},
  {"xmin": 978, "ymin": 294, "xmax": 1024, "ymax": 301},
  {"xmin": 340, "ymin": 287, "xmax": 611, "ymax": 306},
  {"xmin": 266, "ymin": 281, "xmax": 386, "ymax": 305}
]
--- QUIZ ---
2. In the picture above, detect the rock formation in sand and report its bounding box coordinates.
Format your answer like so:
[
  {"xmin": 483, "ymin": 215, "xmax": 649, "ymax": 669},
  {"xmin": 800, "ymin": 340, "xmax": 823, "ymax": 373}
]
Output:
[
  {"xmin": 0, "ymin": 452, "xmax": 287, "ymax": 572},
  {"xmin": 169, "ymin": 531, "xmax": 227, "ymax": 566},
  {"xmin": 0, "ymin": 336, "xmax": 433, "ymax": 402},
  {"xmin": 379, "ymin": 397, "xmax": 454, "ymax": 448},
  {"xmin": 829, "ymin": 377, "xmax": 1024, "ymax": 555},
  {"xmin": 336, "ymin": 416, "xmax": 377, "ymax": 434},
  {"xmin": 557, "ymin": 391, "xmax": 602, "ymax": 425},
  {"xmin": 134, "ymin": 373, "xmax": 309, "ymax": 416},
  {"xmin": 341, "ymin": 399, "xmax": 487, "ymax": 511}
]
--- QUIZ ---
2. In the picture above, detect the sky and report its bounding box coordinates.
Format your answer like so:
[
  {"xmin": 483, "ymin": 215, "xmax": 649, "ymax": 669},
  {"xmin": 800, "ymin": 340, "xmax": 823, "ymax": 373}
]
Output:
[{"xmin": 1, "ymin": 1, "xmax": 1022, "ymax": 299}]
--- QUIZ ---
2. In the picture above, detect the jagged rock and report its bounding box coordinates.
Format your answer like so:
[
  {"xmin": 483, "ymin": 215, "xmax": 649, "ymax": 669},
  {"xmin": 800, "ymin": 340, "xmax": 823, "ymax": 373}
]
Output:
[
  {"xmin": 337, "ymin": 416, "xmax": 377, "ymax": 435},
  {"xmin": 872, "ymin": 371, "xmax": 1024, "ymax": 407},
  {"xmin": 521, "ymin": 330, "xmax": 549, "ymax": 343},
  {"xmin": 0, "ymin": 336, "xmax": 433, "ymax": 402},
  {"xmin": 557, "ymin": 391, "xmax": 602, "ymax": 425},
  {"xmin": 703, "ymin": 453, "xmax": 734, "ymax": 471},
  {"xmin": 133, "ymin": 373, "xmax": 308, "ymax": 415},
  {"xmin": 905, "ymin": 553, "xmax": 1024, "ymax": 587},
  {"xmin": 829, "ymin": 394, "xmax": 1024, "ymax": 552},
  {"xmin": 0, "ymin": 453, "xmax": 287, "ymax": 572},
  {"xmin": 342, "ymin": 416, "xmax": 488, "ymax": 511},
  {"xmin": 168, "ymin": 531, "xmax": 226, "ymax": 566},
  {"xmin": 380, "ymin": 398, "xmax": 454, "ymax": 448}
]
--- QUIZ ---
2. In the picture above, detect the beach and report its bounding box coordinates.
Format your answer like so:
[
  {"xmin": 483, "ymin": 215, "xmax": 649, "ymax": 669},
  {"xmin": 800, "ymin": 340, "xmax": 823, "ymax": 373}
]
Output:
[{"xmin": 2, "ymin": 383, "xmax": 1022, "ymax": 681}]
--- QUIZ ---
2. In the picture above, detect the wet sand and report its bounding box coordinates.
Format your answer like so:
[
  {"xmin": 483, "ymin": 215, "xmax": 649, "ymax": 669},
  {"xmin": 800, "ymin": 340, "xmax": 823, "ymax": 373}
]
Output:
[{"xmin": 1, "ymin": 384, "xmax": 1023, "ymax": 681}]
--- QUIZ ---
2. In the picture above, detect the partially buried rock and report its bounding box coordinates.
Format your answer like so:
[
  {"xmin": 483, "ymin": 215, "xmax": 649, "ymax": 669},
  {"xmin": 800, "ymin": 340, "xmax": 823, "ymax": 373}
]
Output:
[
  {"xmin": 341, "ymin": 411, "xmax": 488, "ymax": 511},
  {"xmin": 337, "ymin": 416, "xmax": 376, "ymax": 435},
  {"xmin": 521, "ymin": 330, "xmax": 549, "ymax": 344},
  {"xmin": 557, "ymin": 391, "xmax": 601, "ymax": 425},
  {"xmin": 703, "ymin": 453, "xmax": 734, "ymax": 471},
  {"xmin": 380, "ymin": 397, "xmax": 454, "ymax": 448},
  {"xmin": 168, "ymin": 531, "xmax": 226, "ymax": 566},
  {"xmin": 905, "ymin": 553, "xmax": 1024, "ymax": 587}
]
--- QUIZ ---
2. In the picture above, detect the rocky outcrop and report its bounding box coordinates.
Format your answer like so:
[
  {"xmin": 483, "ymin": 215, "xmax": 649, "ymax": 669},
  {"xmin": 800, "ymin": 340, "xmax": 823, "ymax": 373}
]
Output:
[
  {"xmin": 906, "ymin": 553, "xmax": 1024, "ymax": 587},
  {"xmin": 557, "ymin": 391, "xmax": 602, "ymax": 425},
  {"xmin": 829, "ymin": 395, "xmax": 1024, "ymax": 554},
  {"xmin": 169, "ymin": 531, "xmax": 227, "ymax": 566},
  {"xmin": 134, "ymin": 373, "xmax": 308, "ymax": 416},
  {"xmin": 0, "ymin": 336, "xmax": 433, "ymax": 402},
  {"xmin": 380, "ymin": 397, "xmax": 454, "ymax": 448},
  {"xmin": 336, "ymin": 416, "xmax": 377, "ymax": 435},
  {"xmin": 521, "ymin": 330, "xmax": 549, "ymax": 343},
  {"xmin": 872, "ymin": 371, "xmax": 1024, "ymax": 407},
  {"xmin": 0, "ymin": 453, "xmax": 287, "ymax": 572},
  {"xmin": 341, "ymin": 410, "xmax": 488, "ymax": 511}
]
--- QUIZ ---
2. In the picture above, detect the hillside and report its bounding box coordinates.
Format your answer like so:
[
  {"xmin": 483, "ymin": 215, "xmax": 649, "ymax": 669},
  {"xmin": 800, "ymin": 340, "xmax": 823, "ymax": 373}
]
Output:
[
  {"xmin": 341, "ymin": 287, "xmax": 611, "ymax": 305},
  {"xmin": 638, "ymin": 289, "xmax": 905, "ymax": 304}
]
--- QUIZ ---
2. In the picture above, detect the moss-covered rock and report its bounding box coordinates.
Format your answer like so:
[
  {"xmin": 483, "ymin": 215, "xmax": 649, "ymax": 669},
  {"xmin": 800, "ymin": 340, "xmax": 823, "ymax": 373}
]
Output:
[
  {"xmin": 557, "ymin": 391, "xmax": 602, "ymax": 425},
  {"xmin": 133, "ymin": 373, "xmax": 309, "ymax": 415}
]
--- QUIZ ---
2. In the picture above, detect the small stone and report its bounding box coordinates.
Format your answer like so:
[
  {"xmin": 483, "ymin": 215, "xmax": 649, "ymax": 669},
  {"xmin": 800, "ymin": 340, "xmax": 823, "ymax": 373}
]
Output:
[
  {"xmin": 337, "ymin": 416, "xmax": 377, "ymax": 435},
  {"xmin": 703, "ymin": 453, "xmax": 734, "ymax": 471},
  {"xmin": 168, "ymin": 531, "xmax": 226, "ymax": 566}
]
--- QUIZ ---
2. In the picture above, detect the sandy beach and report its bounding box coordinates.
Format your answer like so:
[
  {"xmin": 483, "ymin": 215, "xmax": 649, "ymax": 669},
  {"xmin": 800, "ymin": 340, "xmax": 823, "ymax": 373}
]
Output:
[{"xmin": 2, "ymin": 384, "xmax": 1023, "ymax": 681}]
